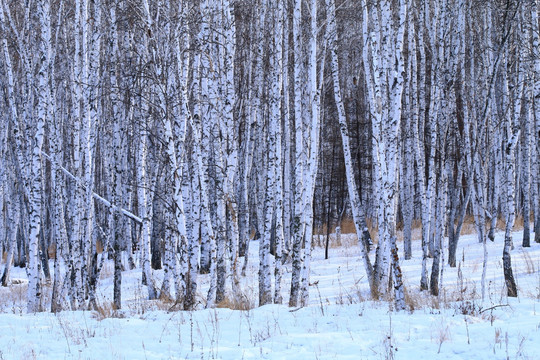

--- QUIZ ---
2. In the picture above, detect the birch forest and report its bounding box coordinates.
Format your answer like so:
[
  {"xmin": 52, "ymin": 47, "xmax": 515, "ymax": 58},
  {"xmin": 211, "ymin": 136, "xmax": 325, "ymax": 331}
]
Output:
[{"xmin": 0, "ymin": 0, "xmax": 539, "ymax": 314}]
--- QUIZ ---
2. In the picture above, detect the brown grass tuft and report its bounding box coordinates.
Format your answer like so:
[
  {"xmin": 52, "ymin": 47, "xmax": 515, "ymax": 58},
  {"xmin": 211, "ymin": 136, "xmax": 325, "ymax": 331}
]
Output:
[
  {"xmin": 216, "ymin": 293, "xmax": 256, "ymax": 311},
  {"xmin": 91, "ymin": 301, "xmax": 125, "ymax": 320}
]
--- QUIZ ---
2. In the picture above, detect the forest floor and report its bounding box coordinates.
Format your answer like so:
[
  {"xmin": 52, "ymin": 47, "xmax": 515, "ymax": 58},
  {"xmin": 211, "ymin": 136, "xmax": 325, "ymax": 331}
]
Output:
[{"xmin": 0, "ymin": 227, "xmax": 539, "ymax": 359}]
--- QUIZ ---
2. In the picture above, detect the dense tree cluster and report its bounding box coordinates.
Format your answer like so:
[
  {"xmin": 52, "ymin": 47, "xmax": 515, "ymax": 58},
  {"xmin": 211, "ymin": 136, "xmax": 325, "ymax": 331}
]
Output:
[{"xmin": 0, "ymin": 0, "xmax": 538, "ymax": 312}]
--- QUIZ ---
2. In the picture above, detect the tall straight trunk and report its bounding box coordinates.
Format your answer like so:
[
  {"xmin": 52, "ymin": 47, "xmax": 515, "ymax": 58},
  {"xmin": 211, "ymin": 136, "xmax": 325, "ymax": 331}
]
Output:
[
  {"xmin": 521, "ymin": 99, "xmax": 531, "ymax": 247},
  {"xmin": 415, "ymin": 0, "xmax": 441, "ymax": 291},
  {"xmin": 260, "ymin": 120, "xmax": 277, "ymax": 306},
  {"xmin": 1, "ymin": 187, "xmax": 19, "ymax": 287},
  {"xmin": 48, "ymin": 83, "xmax": 68, "ymax": 309},
  {"xmin": 400, "ymin": 10, "xmax": 419, "ymax": 262},
  {"xmin": 185, "ymin": 158, "xmax": 201, "ymax": 310},
  {"xmin": 503, "ymin": 131, "xmax": 519, "ymax": 298},
  {"xmin": 282, "ymin": 2, "xmax": 292, "ymax": 255},
  {"xmin": 260, "ymin": 0, "xmax": 286, "ymax": 306},
  {"xmin": 187, "ymin": 12, "xmax": 217, "ymax": 303},
  {"xmin": 289, "ymin": 0, "xmax": 305, "ymax": 308},
  {"xmin": 273, "ymin": 0, "xmax": 286, "ymax": 306},
  {"xmin": 401, "ymin": 109, "xmax": 414, "ymax": 261},
  {"xmin": 260, "ymin": 27, "xmax": 277, "ymax": 303},
  {"xmin": 137, "ymin": 118, "xmax": 157, "ymax": 300},
  {"xmin": 0, "ymin": 38, "xmax": 19, "ymax": 285},
  {"xmin": 84, "ymin": 0, "xmax": 101, "ymax": 291},
  {"xmin": 430, "ymin": 160, "xmax": 448, "ymax": 296},
  {"xmin": 113, "ymin": 236, "xmax": 122, "ymax": 309},
  {"xmin": 69, "ymin": 0, "xmax": 90, "ymax": 310},
  {"xmin": 298, "ymin": 0, "xmax": 326, "ymax": 307},
  {"xmin": 27, "ymin": 0, "xmax": 52, "ymax": 313},
  {"xmin": 76, "ymin": 0, "xmax": 101, "ymax": 307},
  {"xmin": 237, "ymin": 110, "xmax": 253, "ymax": 261},
  {"xmin": 533, "ymin": 1, "xmax": 540, "ymax": 244},
  {"xmin": 196, "ymin": 1, "xmax": 214, "ymax": 277},
  {"xmin": 391, "ymin": 236, "xmax": 406, "ymax": 310},
  {"xmin": 0, "ymin": 126, "xmax": 4, "ymax": 255}
]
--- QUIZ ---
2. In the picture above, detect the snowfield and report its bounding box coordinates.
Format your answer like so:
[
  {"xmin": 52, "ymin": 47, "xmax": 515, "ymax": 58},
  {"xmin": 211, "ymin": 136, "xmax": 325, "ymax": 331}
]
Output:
[{"xmin": 1, "ymin": 229, "xmax": 539, "ymax": 359}]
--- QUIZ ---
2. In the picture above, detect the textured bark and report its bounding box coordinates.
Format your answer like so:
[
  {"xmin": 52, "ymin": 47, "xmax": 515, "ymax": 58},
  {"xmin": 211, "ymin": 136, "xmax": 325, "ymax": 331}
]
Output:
[
  {"xmin": 391, "ymin": 238, "xmax": 406, "ymax": 311},
  {"xmin": 137, "ymin": 119, "xmax": 157, "ymax": 300},
  {"xmin": 533, "ymin": 2, "xmax": 540, "ymax": 244},
  {"xmin": 503, "ymin": 129, "xmax": 520, "ymax": 298},
  {"xmin": 27, "ymin": 0, "xmax": 51, "ymax": 313},
  {"xmin": 328, "ymin": 0, "xmax": 374, "ymax": 291},
  {"xmin": 0, "ymin": 0, "xmax": 536, "ymax": 315},
  {"xmin": 521, "ymin": 99, "xmax": 532, "ymax": 248},
  {"xmin": 362, "ymin": 0, "xmax": 408, "ymax": 298},
  {"xmin": 1, "ymin": 188, "xmax": 19, "ymax": 287},
  {"xmin": 299, "ymin": 0, "xmax": 325, "ymax": 307},
  {"xmin": 113, "ymin": 241, "xmax": 122, "ymax": 309},
  {"xmin": 430, "ymin": 160, "xmax": 448, "ymax": 297},
  {"xmin": 289, "ymin": 0, "xmax": 305, "ymax": 308}
]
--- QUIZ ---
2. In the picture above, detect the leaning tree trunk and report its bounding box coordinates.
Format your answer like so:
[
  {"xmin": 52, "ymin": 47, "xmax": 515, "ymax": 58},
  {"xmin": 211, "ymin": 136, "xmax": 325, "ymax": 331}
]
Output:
[
  {"xmin": 502, "ymin": 88, "xmax": 522, "ymax": 298},
  {"xmin": 327, "ymin": 0, "xmax": 374, "ymax": 292}
]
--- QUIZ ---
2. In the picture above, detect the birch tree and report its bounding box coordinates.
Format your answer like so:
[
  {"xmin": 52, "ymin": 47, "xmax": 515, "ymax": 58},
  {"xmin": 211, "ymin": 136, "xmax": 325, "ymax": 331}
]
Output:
[
  {"xmin": 27, "ymin": 0, "xmax": 53, "ymax": 313},
  {"xmin": 361, "ymin": 0, "xmax": 408, "ymax": 299}
]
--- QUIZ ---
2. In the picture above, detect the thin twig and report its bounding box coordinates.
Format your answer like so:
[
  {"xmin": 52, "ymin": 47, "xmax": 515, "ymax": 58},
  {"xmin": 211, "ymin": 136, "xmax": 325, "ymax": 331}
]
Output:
[{"xmin": 479, "ymin": 304, "xmax": 510, "ymax": 314}]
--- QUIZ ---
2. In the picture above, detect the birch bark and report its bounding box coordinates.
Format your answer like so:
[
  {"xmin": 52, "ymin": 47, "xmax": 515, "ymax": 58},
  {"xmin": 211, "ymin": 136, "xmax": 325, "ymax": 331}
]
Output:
[
  {"xmin": 27, "ymin": 0, "xmax": 52, "ymax": 313},
  {"xmin": 328, "ymin": 0, "xmax": 374, "ymax": 289},
  {"xmin": 361, "ymin": 0, "xmax": 408, "ymax": 298}
]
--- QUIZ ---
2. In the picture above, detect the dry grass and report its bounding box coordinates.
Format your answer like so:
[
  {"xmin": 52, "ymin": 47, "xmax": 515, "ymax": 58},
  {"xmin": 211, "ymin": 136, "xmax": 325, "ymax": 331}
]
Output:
[
  {"xmin": 513, "ymin": 213, "xmax": 535, "ymax": 230},
  {"xmin": 311, "ymin": 211, "xmax": 534, "ymax": 259},
  {"xmin": 313, "ymin": 217, "xmax": 380, "ymax": 249},
  {"xmin": 91, "ymin": 301, "xmax": 125, "ymax": 321},
  {"xmin": 317, "ymin": 215, "xmax": 496, "ymax": 250},
  {"xmin": 313, "ymin": 217, "xmax": 362, "ymax": 237},
  {"xmin": 48, "ymin": 244, "xmax": 57, "ymax": 259},
  {"xmin": 459, "ymin": 215, "xmax": 478, "ymax": 235},
  {"xmin": 403, "ymin": 287, "xmax": 443, "ymax": 312},
  {"xmin": 0, "ymin": 281, "xmax": 27, "ymax": 313},
  {"xmin": 216, "ymin": 287, "xmax": 256, "ymax": 311},
  {"xmin": 47, "ymin": 240, "xmax": 105, "ymax": 261},
  {"xmin": 329, "ymin": 277, "xmax": 481, "ymax": 314}
]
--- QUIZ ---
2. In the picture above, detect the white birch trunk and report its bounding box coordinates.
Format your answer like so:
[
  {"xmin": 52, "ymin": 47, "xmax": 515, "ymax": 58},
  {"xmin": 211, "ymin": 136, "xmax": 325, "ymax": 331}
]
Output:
[
  {"xmin": 137, "ymin": 117, "xmax": 157, "ymax": 300},
  {"xmin": 1, "ymin": 182, "xmax": 19, "ymax": 287},
  {"xmin": 298, "ymin": 0, "xmax": 326, "ymax": 307},
  {"xmin": 289, "ymin": 0, "xmax": 305, "ymax": 308},
  {"xmin": 502, "ymin": 28, "xmax": 525, "ymax": 297},
  {"xmin": 531, "ymin": 1, "xmax": 540, "ymax": 244},
  {"xmin": 521, "ymin": 96, "xmax": 532, "ymax": 247},
  {"xmin": 362, "ymin": 0, "xmax": 408, "ymax": 298},
  {"xmin": 273, "ymin": 0, "xmax": 286, "ymax": 305},
  {"xmin": 27, "ymin": 0, "xmax": 52, "ymax": 313}
]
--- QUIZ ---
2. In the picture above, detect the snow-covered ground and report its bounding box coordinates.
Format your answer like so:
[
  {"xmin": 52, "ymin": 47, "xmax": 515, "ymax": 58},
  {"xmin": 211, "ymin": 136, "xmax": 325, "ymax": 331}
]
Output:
[{"xmin": 1, "ymin": 228, "xmax": 539, "ymax": 359}]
